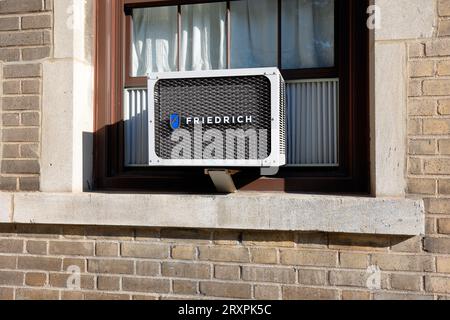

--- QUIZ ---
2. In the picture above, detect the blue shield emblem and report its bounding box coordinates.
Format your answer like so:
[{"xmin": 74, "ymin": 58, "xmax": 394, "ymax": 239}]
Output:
[{"xmin": 170, "ymin": 113, "xmax": 180, "ymax": 130}]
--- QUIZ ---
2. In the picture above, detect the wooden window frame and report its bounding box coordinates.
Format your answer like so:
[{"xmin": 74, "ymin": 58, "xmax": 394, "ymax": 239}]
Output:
[{"xmin": 94, "ymin": 0, "xmax": 370, "ymax": 194}]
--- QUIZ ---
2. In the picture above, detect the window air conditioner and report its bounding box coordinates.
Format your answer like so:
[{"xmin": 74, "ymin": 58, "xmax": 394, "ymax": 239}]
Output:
[{"xmin": 147, "ymin": 68, "xmax": 286, "ymax": 168}]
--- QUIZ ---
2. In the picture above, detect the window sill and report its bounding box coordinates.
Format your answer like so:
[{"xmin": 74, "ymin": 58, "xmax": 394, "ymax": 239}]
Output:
[{"xmin": 0, "ymin": 192, "xmax": 424, "ymax": 236}]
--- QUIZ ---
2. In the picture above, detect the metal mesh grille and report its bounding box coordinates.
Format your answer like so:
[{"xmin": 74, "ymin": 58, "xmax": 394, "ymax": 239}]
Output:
[{"xmin": 154, "ymin": 76, "xmax": 272, "ymax": 160}]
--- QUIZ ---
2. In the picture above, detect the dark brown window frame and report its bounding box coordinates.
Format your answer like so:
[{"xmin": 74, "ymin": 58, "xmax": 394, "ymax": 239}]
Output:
[{"xmin": 94, "ymin": 0, "xmax": 370, "ymax": 194}]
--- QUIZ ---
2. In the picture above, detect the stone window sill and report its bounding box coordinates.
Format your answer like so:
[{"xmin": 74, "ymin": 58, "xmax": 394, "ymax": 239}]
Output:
[{"xmin": 0, "ymin": 192, "xmax": 424, "ymax": 236}]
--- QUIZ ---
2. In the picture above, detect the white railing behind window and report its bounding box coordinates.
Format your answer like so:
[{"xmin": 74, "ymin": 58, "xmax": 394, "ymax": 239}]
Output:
[
  {"xmin": 124, "ymin": 78, "xmax": 339, "ymax": 167},
  {"xmin": 286, "ymin": 79, "xmax": 339, "ymax": 166}
]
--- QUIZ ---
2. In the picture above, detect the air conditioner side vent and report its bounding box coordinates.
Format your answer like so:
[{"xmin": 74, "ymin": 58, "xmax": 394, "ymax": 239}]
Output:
[{"xmin": 279, "ymin": 76, "xmax": 286, "ymax": 156}]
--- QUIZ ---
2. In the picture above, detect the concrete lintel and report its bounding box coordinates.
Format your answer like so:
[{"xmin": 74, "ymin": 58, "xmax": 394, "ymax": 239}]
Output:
[{"xmin": 0, "ymin": 192, "xmax": 425, "ymax": 236}]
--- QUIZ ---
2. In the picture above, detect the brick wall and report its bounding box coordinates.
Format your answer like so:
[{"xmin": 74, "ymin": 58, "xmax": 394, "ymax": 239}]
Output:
[
  {"xmin": 0, "ymin": 0, "xmax": 52, "ymax": 191},
  {"xmin": 0, "ymin": 226, "xmax": 448, "ymax": 300},
  {"xmin": 0, "ymin": 0, "xmax": 449, "ymax": 300}
]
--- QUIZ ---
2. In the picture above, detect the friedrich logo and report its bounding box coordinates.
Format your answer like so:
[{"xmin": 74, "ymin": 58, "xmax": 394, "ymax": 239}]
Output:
[
  {"xmin": 170, "ymin": 114, "xmax": 253, "ymax": 129},
  {"xmin": 170, "ymin": 113, "xmax": 180, "ymax": 130}
]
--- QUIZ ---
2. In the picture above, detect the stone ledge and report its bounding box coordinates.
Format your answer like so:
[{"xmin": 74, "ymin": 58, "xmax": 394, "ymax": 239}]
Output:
[{"xmin": 0, "ymin": 192, "xmax": 424, "ymax": 235}]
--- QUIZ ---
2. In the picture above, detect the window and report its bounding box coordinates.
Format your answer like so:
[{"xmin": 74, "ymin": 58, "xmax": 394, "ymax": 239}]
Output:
[
  {"xmin": 95, "ymin": 0, "xmax": 370, "ymax": 193},
  {"xmin": 126, "ymin": 0, "xmax": 335, "ymax": 81}
]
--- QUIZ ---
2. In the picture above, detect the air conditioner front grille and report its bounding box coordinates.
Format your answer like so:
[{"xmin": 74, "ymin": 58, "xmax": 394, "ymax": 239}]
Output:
[
  {"xmin": 124, "ymin": 77, "xmax": 338, "ymax": 167},
  {"xmin": 153, "ymin": 76, "xmax": 272, "ymax": 160}
]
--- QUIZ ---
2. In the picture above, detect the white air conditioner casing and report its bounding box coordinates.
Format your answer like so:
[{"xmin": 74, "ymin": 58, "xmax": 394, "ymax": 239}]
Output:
[{"xmin": 147, "ymin": 68, "xmax": 286, "ymax": 167}]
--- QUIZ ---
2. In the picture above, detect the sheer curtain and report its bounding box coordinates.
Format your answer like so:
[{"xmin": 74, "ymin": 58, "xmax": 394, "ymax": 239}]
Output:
[
  {"xmin": 131, "ymin": 6, "xmax": 178, "ymax": 76},
  {"xmin": 282, "ymin": 0, "xmax": 334, "ymax": 69},
  {"xmin": 131, "ymin": 0, "xmax": 335, "ymax": 75},
  {"xmin": 180, "ymin": 3, "xmax": 226, "ymax": 71},
  {"xmin": 230, "ymin": 0, "xmax": 278, "ymax": 68}
]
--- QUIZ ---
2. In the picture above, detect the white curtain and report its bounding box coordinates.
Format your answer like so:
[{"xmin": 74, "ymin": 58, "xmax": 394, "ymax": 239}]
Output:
[
  {"xmin": 282, "ymin": 0, "xmax": 334, "ymax": 69},
  {"xmin": 131, "ymin": 6, "xmax": 178, "ymax": 76},
  {"xmin": 230, "ymin": 0, "xmax": 278, "ymax": 68},
  {"xmin": 180, "ymin": 3, "xmax": 226, "ymax": 71},
  {"xmin": 131, "ymin": 0, "xmax": 335, "ymax": 75}
]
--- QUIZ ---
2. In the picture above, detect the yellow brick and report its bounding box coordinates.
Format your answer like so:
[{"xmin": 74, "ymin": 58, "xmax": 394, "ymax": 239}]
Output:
[
  {"xmin": 250, "ymin": 248, "xmax": 278, "ymax": 264},
  {"xmin": 410, "ymin": 60, "xmax": 434, "ymax": 77},
  {"xmin": 282, "ymin": 286, "xmax": 338, "ymax": 300},
  {"xmin": 298, "ymin": 269, "xmax": 327, "ymax": 286},
  {"xmin": 339, "ymin": 252, "xmax": 369, "ymax": 269},
  {"xmin": 391, "ymin": 274, "xmax": 422, "ymax": 291},
  {"xmin": 371, "ymin": 254, "xmax": 434, "ymax": 272},
  {"xmin": 408, "ymin": 158, "xmax": 423, "ymax": 175},
  {"xmin": 409, "ymin": 43, "xmax": 424, "ymax": 58},
  {"xmin": 439, "ymin": 0, "xmax": 450, "ymax": 16},
  {"xmin": 408, "ymin": 119, "xmax": 422, "ymax": 135},
  {"xmin": 423, "ymin": 119, "xmax": 450, "ymax": 135},
  {"xmin": 425, "ymin": 276, "xmax": 450, "ymax": 294},
  {"xmin": 427, "ymin": 199, "xmax": 450, "ymax": 214},
  {"xmin": 438, "ymin": 219, "xmax": 450, "ymax": 234},
  {"xmin": 408, "ymin": 99, "xmax": 436, "ymax": 116},
  {"xmin": 161, "ymin": 262, "xmax": 210, "ymax": 279},
  {"xmin": 437, "ymin": 60, "xmax": 450, "ymax": 75},
  {"xmin": 439, "ymin": 140, "xmax": 450, "ymax": 155},
  {"xmin": 171, "ymin": 245, "xmax": 196, "ymax": 260},
  {"xmin": 280, "ymin": 249, "xmax": 337, "ymax": 267},
  {"xmin": 214, "ymin": 265, "xmax": 240, "ymax": 280},
  {"xmin": 95, "ymin": 242, "xmax": 118, "ymax": 257},
  {"xmin": 423, "ymin": 80, "xmax": 450, "ymax": 96},
  {"xmin": 342, "ymin": 290, "xmax": 370, "ymax": 300},
  {"xmin": 437, "ymin": 257, "xmax": 450, "ymax": 273},
  {"xmin": 407, "ymin": 178, "xmax": 436, "ymax": 195},
  {"xmin": 439, "ymin": 179, "xmax": 450, "ymax": 194},
  {"xmin": 438, "ymin": 99, "xmax": 450, "ymax": 115},
  {"xmin": 409, "ymin": 79, "xmax": 422, "ymax": 97},
  {"xmin": 173, "ymin": 280, "xmax": 197, "ymax": 295},
  {"xmin": 25, "ymin": 272, "xmax": 46, "ymax": 287},
  {"xmin": 254, "ymin": 285, "xmax": 280, "ymax": 300},
  {"xmin": 49, "ymin": 273, "xmax": 95, "ymax": 290},
  {"xmin": 409, "ymin": 139, "xmax": 436, "ymax": 155},
  {"xmin": 438, "ymin": 20, "xmax": 450, "ymax": 37},
  {"xmin": 16, "ymin": 289, "xmax": 59, "ymax": 300},
  {"xmin": 424, "ymin": 159, "xmax": 450, "ymax": 174},
  {"xmin": 200, "ymin": 282, "xmax": 251, "ymax": 299},
  {"xmin": 97, "ymin": 276, "xmax": 120, "ymax": 291},
  {"xmin": 198, "ymin": 246, "xmax": 249, "ymax": 263},
  {"xmin": 242, "ymin": 266, "xmax": 296, "ymax": 284},
  {"xmin": 426, "ymin": 39, "xmax": 450, "ymax": 57},
  {"xmin": 121, "ymin": 243, "xmax": 169, "ymax": 259}
]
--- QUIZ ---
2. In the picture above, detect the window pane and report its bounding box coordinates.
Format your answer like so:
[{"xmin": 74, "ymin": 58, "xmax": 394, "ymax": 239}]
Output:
[
  {"xmin": 282, "ymin": 0, "xmax": 335, "ymax": 69},
  {"xmin": 131, "ymin": 6, "xmax": 178, "ymax": 76},
  {"xmin": 230, "ymin": 0, "xmax": 278, "ymax": 69},
  {"xmin": 181, "ymin": 3, "xmax": 227, "ymax": 71}
]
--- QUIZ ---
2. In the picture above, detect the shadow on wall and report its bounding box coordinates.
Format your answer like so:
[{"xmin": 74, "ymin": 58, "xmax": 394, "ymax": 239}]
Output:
[
  {"xmin": 83, "ymin": 132, "xmax": 94, "ymax": 191},
  {"xmin": 0, "ymin": 224, "xmax": 416, "ymax": 248}
]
